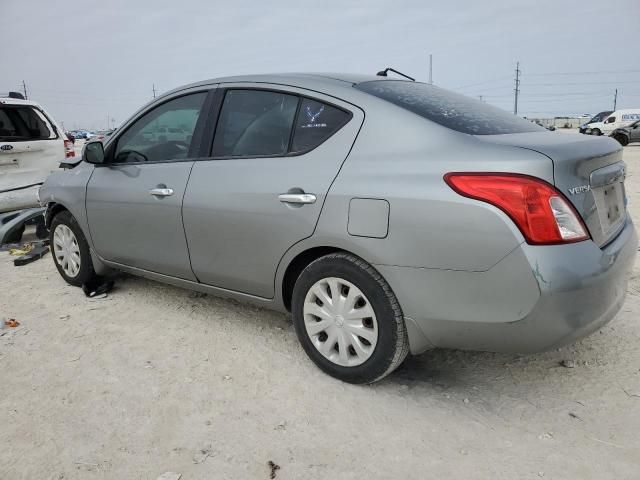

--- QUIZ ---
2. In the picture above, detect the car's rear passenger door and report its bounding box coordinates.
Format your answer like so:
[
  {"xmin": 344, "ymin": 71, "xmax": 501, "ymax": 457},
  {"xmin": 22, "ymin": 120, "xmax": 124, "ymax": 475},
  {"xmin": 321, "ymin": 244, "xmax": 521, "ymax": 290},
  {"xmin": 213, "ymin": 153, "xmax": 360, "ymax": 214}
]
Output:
[
  {"xmin": 183, "ymin": 85, "xmax": 363, "ymax": 298},
  {"xmin": 85, "ymin": 90, "xmax": 210, "ymax": 279}
]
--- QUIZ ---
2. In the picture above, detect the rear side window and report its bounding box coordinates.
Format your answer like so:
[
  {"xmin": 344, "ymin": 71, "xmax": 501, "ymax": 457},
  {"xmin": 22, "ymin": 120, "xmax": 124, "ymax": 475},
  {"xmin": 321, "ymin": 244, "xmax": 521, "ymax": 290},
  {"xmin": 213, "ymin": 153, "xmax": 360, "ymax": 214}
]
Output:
[
  {"xmin": 355, "ymin": 81, "xmax": 544, "ymax": 135},
  {"xmin": 213, "ymin": 90, "xmax": 298, "ymax": 157},
  {"xmin": 0, "ymin": 105, "xmax": 57, "ymax": 141},
  {"xmin": 290, "ymin": 98, "xmax": 351, "ymax": 153}
]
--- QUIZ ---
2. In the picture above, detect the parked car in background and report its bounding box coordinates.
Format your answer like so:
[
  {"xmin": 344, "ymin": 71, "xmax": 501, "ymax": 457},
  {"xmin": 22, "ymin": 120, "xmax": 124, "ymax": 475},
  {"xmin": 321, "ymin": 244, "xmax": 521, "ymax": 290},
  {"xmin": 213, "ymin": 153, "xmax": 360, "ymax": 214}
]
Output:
[
  {"xmin": 587, "ymin": 109, "xmax": 640, "ymax": 136},
  {"xmin": 153, "ymin": 126, "xmax": 185, "ymax": 142},
  {"xmin": 39, "ymin": 73, "xmax": 637, "ymax": 383},
  {"xmin": 1, "ymin": 93, "xmax": 74, "ymax": 213},
  {"xmin": 579, "ymin": 110, "xmax": 612, "ymax": 134},
  {"xmin": 70, "ymin": 130, "xmax": 90, "ymax": 139},
  {"xmin": 610, "ymin": 119, "xmax": 640, "ymax": 146},
  {"xmin": 85, "ymin": 129, "xmax": 115, "ymax": 143}
]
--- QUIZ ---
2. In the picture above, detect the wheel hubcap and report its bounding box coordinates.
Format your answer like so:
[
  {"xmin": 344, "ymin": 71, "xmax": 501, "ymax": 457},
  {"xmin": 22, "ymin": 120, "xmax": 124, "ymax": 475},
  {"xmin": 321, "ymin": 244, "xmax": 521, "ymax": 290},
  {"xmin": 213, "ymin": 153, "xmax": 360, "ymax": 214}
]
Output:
[
  {"xmin": 53, "ymin": 224, "xmax": 81, "ymax": 278},
  {"xmin": 303, "ymin": 277, "xmax": 378, "ymax": 367}
]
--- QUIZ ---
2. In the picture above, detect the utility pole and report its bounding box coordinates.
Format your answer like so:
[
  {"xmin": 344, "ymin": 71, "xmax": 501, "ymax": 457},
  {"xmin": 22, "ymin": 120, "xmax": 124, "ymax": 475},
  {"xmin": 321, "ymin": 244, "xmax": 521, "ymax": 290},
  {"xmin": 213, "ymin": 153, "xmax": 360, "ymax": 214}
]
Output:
[
  {"xmin": 428, "ymin": 54, "xmax": 433, "ymax": 85},
  {"xmin": 153, "ymin": 83, "xmax": 157, "ymax": 99},
  {"xmin": 22, "ymin": 80, "xmax": 28, "ymax": 100},
  {"xmin": 513, "ymin": 62, "xmax": 521, "ymax": 115},
  {"xmin": 478, "ymin": 95, "xmax": 484, "ymax": 102},
  {"xmin": 613, "ymin": 88, "xmax": 618, "ymax": 110}
]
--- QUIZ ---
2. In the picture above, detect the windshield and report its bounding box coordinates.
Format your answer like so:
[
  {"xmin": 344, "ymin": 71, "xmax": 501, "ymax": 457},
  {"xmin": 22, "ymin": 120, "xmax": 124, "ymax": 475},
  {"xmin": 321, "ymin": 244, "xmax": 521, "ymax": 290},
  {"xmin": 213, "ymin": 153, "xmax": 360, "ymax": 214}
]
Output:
[
  {"xmin": 589, "ymin": 111, "xmax": 613, "ymax": 123},
  {"xmin": 354, "ymin": 80, "xmax": 544, "ymax": 135}
]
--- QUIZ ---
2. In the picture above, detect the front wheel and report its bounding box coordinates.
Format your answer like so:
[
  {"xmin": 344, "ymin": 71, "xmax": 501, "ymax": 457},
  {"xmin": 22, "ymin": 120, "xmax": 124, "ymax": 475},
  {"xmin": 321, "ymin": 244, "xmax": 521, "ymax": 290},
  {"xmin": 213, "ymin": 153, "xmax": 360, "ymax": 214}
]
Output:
[
  {"xmin": 591, "ymin": 128, "xmax": 602, "ymax": 136},
  {"xmin": 291, "ymin": 253, "xmax": 409, "ymax": 384},
  {"xmin": 50, "ymin": 210, "xmax": 98, "ymax": 287}
]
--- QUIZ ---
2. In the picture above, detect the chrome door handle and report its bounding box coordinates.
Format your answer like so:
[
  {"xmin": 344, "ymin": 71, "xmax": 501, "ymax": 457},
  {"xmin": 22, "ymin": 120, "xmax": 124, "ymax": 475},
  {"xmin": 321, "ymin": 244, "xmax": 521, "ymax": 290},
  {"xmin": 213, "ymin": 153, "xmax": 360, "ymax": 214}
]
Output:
[
  {"xmin": 278, "ymin": 193, "xmax": 317, "ymax": 204},
  {"xmin": 149, "ymin": 187, "xmax": 174, "ymax": 197}
]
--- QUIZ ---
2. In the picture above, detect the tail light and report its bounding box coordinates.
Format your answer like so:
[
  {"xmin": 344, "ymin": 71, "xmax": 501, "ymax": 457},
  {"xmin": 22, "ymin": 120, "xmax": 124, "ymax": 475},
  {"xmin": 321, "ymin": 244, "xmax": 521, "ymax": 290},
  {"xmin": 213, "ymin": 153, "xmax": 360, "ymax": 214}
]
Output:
[
  {"xmin": 444, "ymin": 173, "xmax": 589, "ymax": 245},
  {"xmin": 64, "ymin": 139, "xmax": 75, "ymax": 158}
]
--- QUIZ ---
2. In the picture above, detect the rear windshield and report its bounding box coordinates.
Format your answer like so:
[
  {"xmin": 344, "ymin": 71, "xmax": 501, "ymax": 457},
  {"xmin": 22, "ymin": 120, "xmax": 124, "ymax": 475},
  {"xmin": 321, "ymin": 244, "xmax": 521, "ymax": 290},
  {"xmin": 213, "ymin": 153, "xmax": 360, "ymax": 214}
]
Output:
[
  {"xmin": 355, "ymin": 80, "xmax": 544, "ymax": 135},
  {"xmin": 0, "ymin": 105, "xmax": 57, "ymax": 141}
]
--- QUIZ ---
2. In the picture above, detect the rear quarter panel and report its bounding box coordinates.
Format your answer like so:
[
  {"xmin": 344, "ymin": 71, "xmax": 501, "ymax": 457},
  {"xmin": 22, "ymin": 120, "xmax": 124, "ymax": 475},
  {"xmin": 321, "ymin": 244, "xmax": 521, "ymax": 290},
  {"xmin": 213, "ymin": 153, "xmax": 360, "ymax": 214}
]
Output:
[{"xmin": 311, "ymin": 102, "xmax": 554, "ymax": 272}]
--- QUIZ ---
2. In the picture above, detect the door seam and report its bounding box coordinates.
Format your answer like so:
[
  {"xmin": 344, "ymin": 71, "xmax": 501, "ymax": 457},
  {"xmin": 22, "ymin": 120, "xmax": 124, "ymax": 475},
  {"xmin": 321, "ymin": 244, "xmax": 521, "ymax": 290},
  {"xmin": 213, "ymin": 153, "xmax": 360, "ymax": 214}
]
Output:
[{"xmin": 181, "ymin": 161, "xmax": 200, "ymax": 282}]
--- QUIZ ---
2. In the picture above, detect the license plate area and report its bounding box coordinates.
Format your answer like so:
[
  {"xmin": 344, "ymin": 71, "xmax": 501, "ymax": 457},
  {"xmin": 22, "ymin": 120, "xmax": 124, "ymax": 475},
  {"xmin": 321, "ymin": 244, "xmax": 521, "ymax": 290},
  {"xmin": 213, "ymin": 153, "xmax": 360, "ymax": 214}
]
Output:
[{"xmin": 594, "ymin": 181, "xmax": 625, "ymax": 236}]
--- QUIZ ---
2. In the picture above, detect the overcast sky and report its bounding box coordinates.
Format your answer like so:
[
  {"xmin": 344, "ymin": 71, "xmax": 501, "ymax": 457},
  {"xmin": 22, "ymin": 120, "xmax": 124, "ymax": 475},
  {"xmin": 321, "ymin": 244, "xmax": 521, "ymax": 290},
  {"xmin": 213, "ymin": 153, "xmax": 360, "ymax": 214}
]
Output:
[{"xmin": 2, "ymin": 0, "xmax": 639, "ymax": 129}]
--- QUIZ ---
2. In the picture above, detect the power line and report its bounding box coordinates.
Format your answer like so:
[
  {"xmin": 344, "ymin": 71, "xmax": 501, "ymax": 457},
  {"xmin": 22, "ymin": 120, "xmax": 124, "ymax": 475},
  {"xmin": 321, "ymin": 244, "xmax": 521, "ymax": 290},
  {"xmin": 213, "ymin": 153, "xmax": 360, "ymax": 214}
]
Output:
[
  {"xmin": 525, "ymin": 68, "xmax": 640, "ymax": 76},
  {"xmin": 451, "ymin": 75, "xmax": 512, "ymax": 91},
  {"xmin": 522, "ymin": 80, "xmax": 640, "ymax": 87}
]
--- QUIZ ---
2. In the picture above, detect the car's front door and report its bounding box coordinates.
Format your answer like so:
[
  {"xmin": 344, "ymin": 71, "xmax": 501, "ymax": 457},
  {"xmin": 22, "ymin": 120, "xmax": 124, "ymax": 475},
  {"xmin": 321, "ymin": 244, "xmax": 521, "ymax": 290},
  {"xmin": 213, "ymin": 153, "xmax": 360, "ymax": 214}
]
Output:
[
  {"xmin": 182, "ymin": 86, "xmax": 364, "ymax": 298},
  {"xmin": 85, "ymin": 91, "xmax": 209, "ymax": 280}
]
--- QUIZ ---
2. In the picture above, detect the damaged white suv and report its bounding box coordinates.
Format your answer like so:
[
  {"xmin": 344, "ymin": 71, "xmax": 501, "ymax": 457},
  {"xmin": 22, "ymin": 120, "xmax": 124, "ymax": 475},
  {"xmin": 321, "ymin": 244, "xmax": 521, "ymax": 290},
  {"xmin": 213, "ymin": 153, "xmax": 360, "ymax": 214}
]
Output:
[{"xmin": 0, "ymin": 93, "xmax": 74, "ymax": 213}]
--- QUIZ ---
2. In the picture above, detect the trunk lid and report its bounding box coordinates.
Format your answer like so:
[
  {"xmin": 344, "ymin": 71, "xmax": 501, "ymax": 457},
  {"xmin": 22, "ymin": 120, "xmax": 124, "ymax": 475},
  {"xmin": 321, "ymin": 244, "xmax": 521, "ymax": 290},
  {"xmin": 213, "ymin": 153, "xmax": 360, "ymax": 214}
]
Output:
[{"xmin": 476, "ymin": 131, "xmax": 626, "ymax": 247}]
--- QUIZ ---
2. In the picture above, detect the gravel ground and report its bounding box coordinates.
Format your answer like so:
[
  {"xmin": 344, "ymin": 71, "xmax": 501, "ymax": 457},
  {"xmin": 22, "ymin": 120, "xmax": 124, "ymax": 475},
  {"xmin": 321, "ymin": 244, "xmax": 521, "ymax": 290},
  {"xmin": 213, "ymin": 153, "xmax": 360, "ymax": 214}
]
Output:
[{"xmin": 1, "ymin": 133, "xmax": 639, "ymax": 480}]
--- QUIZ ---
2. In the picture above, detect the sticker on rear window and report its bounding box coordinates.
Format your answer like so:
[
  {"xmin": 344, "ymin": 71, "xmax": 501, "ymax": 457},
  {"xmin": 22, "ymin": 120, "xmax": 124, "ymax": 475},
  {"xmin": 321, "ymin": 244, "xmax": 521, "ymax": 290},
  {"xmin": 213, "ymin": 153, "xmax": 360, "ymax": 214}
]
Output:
[{"xmin": 301, "ymin": 105, "xmax": 327, "ymax": 128}]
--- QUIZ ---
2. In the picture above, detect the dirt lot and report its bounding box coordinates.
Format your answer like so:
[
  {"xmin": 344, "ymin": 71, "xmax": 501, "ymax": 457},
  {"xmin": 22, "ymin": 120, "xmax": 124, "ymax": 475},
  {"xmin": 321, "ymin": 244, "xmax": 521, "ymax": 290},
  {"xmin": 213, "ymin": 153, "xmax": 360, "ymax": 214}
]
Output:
[{"xmin": 1, "ymin": 133, "xmax": 639, "ymax": 480}]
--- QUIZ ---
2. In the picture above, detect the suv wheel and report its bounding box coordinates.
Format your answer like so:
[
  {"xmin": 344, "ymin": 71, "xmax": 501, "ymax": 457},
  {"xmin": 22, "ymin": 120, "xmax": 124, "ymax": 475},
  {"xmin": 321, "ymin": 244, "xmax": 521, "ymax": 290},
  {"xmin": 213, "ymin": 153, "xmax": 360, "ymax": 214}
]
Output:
[
  {"xmin": 50, "ymin": 211, "xmax": 97, "ymax": 287},
  {"xmin": 291, "ymin": 253, "xmax": 409, "ymax": 384}
]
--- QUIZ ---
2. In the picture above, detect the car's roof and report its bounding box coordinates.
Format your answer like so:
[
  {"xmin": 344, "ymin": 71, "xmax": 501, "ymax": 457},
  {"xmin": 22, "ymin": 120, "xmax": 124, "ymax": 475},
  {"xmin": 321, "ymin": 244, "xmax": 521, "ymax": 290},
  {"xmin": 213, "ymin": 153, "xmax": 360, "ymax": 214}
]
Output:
[
  {"xmin": 164, "ymin": 72, "xmax": 406, "ymax": 98},
  {"xmin": 611, "ymin": 108, "xmax": 640, "ymax": 114},
  {"xmin": 202, "ymin": 72, "xmax": 390, "ymax": 86},
  {"xmin": 0, "ymin": 97, "xmax": 42, "ymax": 108}
]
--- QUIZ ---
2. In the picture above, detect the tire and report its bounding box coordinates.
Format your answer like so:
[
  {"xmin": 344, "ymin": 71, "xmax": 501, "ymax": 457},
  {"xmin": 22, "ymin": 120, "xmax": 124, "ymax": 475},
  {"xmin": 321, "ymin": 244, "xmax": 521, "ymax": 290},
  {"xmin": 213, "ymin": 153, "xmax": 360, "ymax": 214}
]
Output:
[
  {"xmin": 291, "ymin": 252, "xmax": 409, "ymax": 384},
  {"xmin": 614, "ymin": 134, "xmax": 629, "ymax": 146},
  {"xmin": 49, "ymin": 210, "xmax": 97, "ymax": 287},
  {"xmin": 591, "ymin": 128, "xmax": 601, "ymax": 136}
]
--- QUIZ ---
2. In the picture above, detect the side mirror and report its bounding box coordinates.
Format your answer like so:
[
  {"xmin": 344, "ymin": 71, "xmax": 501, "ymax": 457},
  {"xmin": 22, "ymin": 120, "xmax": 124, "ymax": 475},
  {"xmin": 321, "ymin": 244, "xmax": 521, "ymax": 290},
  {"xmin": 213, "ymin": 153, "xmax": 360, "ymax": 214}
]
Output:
[{"xmin": 84, "ymin": 141, "xmax": 105, "ymax": 164}]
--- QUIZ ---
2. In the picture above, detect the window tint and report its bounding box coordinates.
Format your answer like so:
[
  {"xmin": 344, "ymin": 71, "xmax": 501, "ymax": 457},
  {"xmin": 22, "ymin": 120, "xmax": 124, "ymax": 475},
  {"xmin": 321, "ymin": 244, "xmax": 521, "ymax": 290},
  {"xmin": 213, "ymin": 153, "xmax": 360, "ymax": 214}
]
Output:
[
  {"xmin": 213, "ymin": 90, "xmax": 298, "ymax": 157},
  {"xmin": 0, "ymin": 106, "xmax": 56, "ymax": 141},
  {"xmin": 113, "ymin": 92, "xmax": 206, "ymax": 163},
  {"xmin": 355, "ymin": 81, "xmax": 544, "ymax": 135},
  {"xmin": 290, "ymin": 99, "xmax": 351, "ymax": 153}
]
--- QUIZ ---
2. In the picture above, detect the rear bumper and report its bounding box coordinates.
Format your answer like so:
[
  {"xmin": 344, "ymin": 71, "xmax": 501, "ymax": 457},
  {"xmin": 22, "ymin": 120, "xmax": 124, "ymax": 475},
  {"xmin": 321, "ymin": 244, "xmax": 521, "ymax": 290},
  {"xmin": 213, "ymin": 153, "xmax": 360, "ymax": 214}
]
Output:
[{"xmin": 378, "ymin": 216, "xmax": 638, "ymax": 355}]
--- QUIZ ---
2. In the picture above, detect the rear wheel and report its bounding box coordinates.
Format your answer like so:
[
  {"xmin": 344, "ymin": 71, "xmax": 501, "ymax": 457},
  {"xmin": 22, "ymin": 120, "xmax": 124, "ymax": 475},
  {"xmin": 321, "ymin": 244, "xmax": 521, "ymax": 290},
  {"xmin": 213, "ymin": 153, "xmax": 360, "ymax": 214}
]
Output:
[
  {"xmin": 291, "ymin": 252, "xmax": 409, "ymax": 384},
  {"xmin": 50, "ymin": 211, "xmax": 97, "ymax": 287}
]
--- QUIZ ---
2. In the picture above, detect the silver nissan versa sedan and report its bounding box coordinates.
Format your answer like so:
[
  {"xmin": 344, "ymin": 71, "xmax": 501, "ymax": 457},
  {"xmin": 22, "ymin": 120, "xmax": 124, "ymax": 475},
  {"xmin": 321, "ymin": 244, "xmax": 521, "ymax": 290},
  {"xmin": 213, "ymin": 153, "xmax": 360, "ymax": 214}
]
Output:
[{"xmin": 39, "ymin": 73, "xmax": 638, "ymax": 383}]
